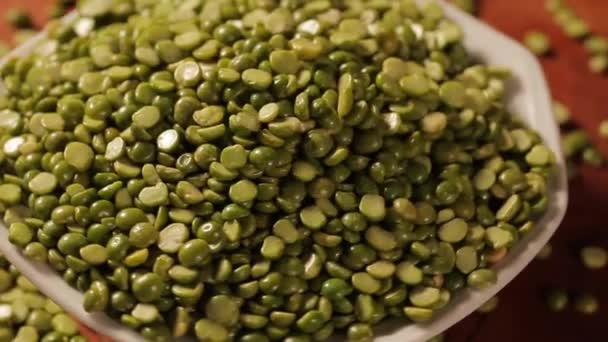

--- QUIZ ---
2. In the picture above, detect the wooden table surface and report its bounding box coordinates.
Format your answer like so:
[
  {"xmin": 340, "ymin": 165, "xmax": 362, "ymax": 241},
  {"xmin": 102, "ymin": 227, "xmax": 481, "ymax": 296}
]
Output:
[{"xmin": 1, "ymin": 1, "xmax": 607, "ymax": 341}]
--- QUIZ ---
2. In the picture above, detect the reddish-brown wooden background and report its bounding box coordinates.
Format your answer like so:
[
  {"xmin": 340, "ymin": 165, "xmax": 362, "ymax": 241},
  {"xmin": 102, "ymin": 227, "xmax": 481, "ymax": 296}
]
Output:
[{"xmin": 1, "ymin": 1, "xmax": 607, "ymax": 341}]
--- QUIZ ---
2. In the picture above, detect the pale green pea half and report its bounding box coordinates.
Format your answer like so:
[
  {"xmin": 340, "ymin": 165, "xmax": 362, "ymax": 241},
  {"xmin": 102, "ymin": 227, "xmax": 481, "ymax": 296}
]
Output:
[
  {"xmin": 525, "ymin": 144, "xmax": 553, "ymax": 166},
  {"xmin": 174, "ymin": 61, "xmax": 202, "ymax": 87},
  {"xmin": 158, "ymin": 223, "xmax": 189, "ymax": 254},
  {"xmin": 157, "ymin": 129, "xmax": 180, "ymax": 153},
  {"xmin": 511, "ymin": 128, "xmax": 533, "ymax": 152},
  {"xmin": 105, "ymin": 137, "xmax": 126, "ymax": 161},
  {"xmin": 265, "ymin": 7, "xmax": 295, "ymax": 34},
  {"xmin": 403, "ymin": 307, "xmax": 433, "ymax": 322},
  {"xmin": 193, "ymin": 106, "xmax": 225, "ymax": 127},
  {"xmin": 132, "ymin": 106, "xmax": 161, "ymax": 129},
  {"xmin": 259, "ymin": 103, "xmax": 280, "ymax": 123},
  {"xmin": 473, "ymin": 168, "xmax": 496, "ymax": 191},
  {"xmin": 421, "ymin": 112, "xmax": 447, "ymax": 134},
  {"xmin": 64, "ymin": 142, "xmax": 94, "ymax": 172},
  {"xmin": 222, "ymin": 220, "xmax": 241, "ymax": 243},
  {"xmin": 205, "ymin": 295, "xmax": 240, "ymax": 327},
  {"xmin": 396, "ymin": 262, "xmax": 423, "ymax": 285},
  {"xmin": 24, "ymin": 117, "xmax": 43, "ymax": 140},
  {"xmin": 269, "ymin": 50, "xmax": 300, "ymax": 74},
  {"xmin": 467, "ymin": 269, "xmax": 497, "ymax": 289},
  {"xmin": 0, "ymin": 109, "xmax": 21, "ymax": 134},
  {"xmin": 364, "ymin": 226, "xmax": 397, "ymax": 252},
  {"xmin": 0, "ymin": 184, "xmax": 22, "ymax": 205},
  {"xmin": 242, "ymin": 68, "xmax": 273, "ymax": 90},
  {"xmin": 409, "ymin": 286, "xmax": 440, "ymax": 308},
  {"xmin": 28, "ymin": 172, "xmax": 58, "ymax": 195},
  {"xmin": 455, "ymin": 246, "xmax": 478, "ymax": 274},
  {"xmin": 78, "ymin": 72, "xmax": 112, "ymax": 96},
  {"xmin": 438, "ymin": 218, "xmax": 468, "ymax": 243},
  {"xmin": 131, "ymin": 303, "xmax": 160, "ymax": 324},
  {"xmin": 9, "ymin": 222, "xmax": 34, "ymax": 248},
  {"xmin": 79, "ymin": 244, "xmax": 108, "ymax": 265},
  {"xmin": 359, "ymin": 194, "xmax": 386, "ymax": 222},
  {"xmin": 220, "ymin": 144, "xmax": 248, "ymax": 170},
  {"xmin": 439, "ymin": 81, "xmax": 466, "ymax": 108},
  {"xmin": 436, "ymin": 208, "xmax": 455, "ymax": 224},
  {"xmin": 523, "ymin": 31, "xmax": 551, "ymax": 56},
  {"xmin": 296, "ymin": 310, "xmax": 326, "ymax": 334},
  {"xmin": 292, "ymin": 161, "xmax": 319, "ymax": 182},
  {"xmin": 51, "ymin": 313, "xmax": 79, "ymax": 336},
  {"xmin": 261, "ymin": 236, "xmax": 285, "ymax": 260},
  {"xmin": 176, "ymin": 181, "xmax": 204, "ymax": 205},
  {"xmin": 15, "ymin": 326, "xmax": 39, "ymax": 342},
  {"xmin": 139, "ymin": 183, "xmax": 169, "ymax": 207},
  {"xmin": 485, "ymin": 226, "xmax": 513, "ymax": 249},
  {"xmin": 365, "ymin": 261, "xmax": 396, "ymax": 279},
  {"xmin": 273, "ymin": 219, "xmax": 299, "ymax": 244},
  {"xmin": 218, "ymin": 68, "xmax": 241, "ymax": 83},
  {"xmin": 229, "ymin": 180, "xmax": 258, "ymax": 203},
  {"xmin": 195, "ymin": 319, "xmax": 228, "ymax": 341},
  {"xmin": 40, "ymin": 113, "xmax": 65, "ymax": 131},
  {"xmin": 300, "ymin": 206, "xmax": 327, "ymax": 229},
  {"xmin": 400, "ymin": 73, "xmax": 430, "ymax": 96},
  {"xmin": 337, "ymin": 73, "xmax": 354, "ymax": 117},
  {"xmin": 351, "ymin": 272, "xmax": 380, "ymax": 295},
  {"xmin": 496, "ymin": 194, "xmax": 522, "ymax": 222}
]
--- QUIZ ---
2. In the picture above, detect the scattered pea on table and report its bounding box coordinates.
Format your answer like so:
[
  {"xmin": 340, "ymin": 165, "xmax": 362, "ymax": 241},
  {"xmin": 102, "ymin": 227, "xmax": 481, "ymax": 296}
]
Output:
[
  {"xmin": 477, "ymin": 296, "xmax": 499, "ymax": 314},
  {"xmin": 536, "ymin": 243, "xmax": 553, "ymax": 260},
  {"xmin": 584, "ymin": 35, "xmax": 608, "ymax": 54},
  {"xmin": 599, "ymin": 120, "xmax": 608, "ymax": 139},
  {"xmin": 546, "ymin": 289, "xmax": 569, "ymax": 312},
  {"xmin": 5, "ymin": 8, "xmax": 33, "ymax": 29},
  {"xmin": 563, "ymin": 18, "xmax": 590, "ymax": 39},
  {"xmin": 588, "ymin": 54, "xmax": 608, "ymax": 74},
  {"xmin": 574, "ymin": 294, "xmax": 599, "ymax": 315},
  {"xmin": 582, "ymin": 147, "xmax": 604, "ymax": 168},
  {"xmin": 580, "ymin": 246, "xmax": 608, "ymax": 270},
  {"xmin": 553, "ymin": 101, "xmax": 571, "ymax": 126},
  {"xmin": 523, "ymin": 31, "xmax": 552, "ymax": 56}
]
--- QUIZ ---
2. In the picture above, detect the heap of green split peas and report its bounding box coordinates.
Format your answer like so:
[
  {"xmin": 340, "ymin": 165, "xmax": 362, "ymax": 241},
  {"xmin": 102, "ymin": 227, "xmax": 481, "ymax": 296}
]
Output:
[
  {"xmin": 0, "ymin": 254, "xmax": 87, "ymax": 342},
  {"xmin": 0, "ymin": 0, "xmax": 559, "ymax": 341}
]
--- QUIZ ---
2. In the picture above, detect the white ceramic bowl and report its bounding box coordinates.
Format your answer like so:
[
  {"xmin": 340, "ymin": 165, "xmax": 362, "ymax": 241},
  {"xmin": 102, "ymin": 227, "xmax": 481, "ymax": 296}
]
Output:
[{"xmin": 0, "ymin": 1, "xmax": 568, "ymax": 341}]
